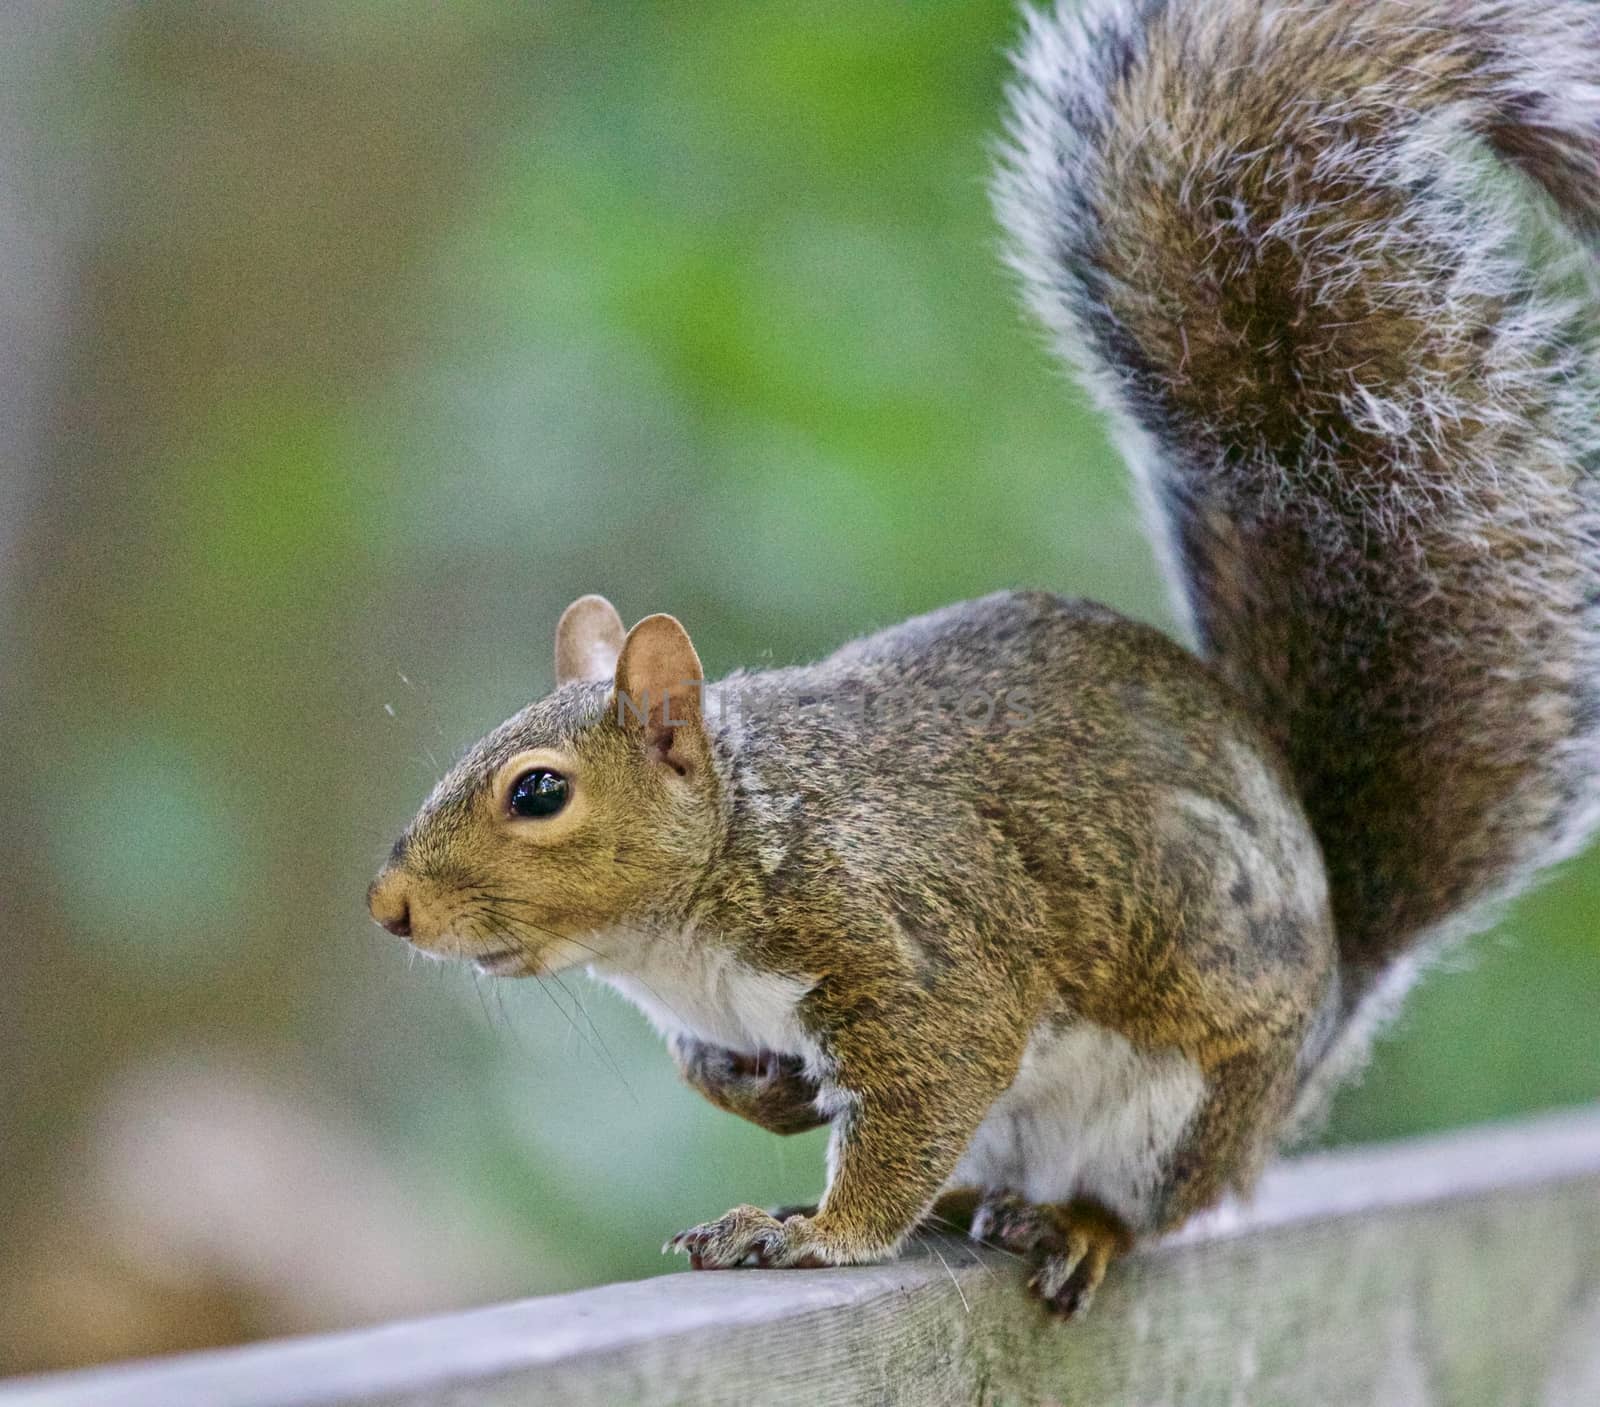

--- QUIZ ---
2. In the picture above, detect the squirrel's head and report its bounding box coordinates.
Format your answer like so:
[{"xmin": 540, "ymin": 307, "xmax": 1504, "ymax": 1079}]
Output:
[{"xmin": 366, "ymin": 595, "xmax": 722, "ymax": 977}]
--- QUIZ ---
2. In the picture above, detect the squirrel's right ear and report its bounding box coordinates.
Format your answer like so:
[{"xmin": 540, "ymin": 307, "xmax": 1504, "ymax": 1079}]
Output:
[
  {"xmin": 612, "ymin": 613, "xmax": 706, "ymax": 777},
  {"xmin": 555, "ymin": 594, "xmax": 626, "ymax": 686}
]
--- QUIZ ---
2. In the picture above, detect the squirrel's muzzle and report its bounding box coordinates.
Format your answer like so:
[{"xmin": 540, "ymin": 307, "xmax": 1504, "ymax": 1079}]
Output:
[{"xmin": 367, "ymin": 868, "xmax": 412, "ymax": 938}]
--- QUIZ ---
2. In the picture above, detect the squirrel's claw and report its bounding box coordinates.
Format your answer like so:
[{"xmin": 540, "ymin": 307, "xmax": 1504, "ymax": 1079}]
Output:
[
  {"xmin": 968, "ymin": 1193, "xmax": 1130, "ymax": 1321},
  {"xmin": 1029, "ymin": 1240, "xmax": 1109, "ymax": 1320},
  {"xmin": 969, "ymin": 1192, "xmax": 1056, "ymax": 1254},
  {"xmin": 666, "ymin": 1204, "xmax": 829, "ymax": 1270}
]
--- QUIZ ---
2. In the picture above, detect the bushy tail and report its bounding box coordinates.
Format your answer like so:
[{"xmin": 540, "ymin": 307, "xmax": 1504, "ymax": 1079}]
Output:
[{"xmin": 998, "ymin": 0, "xmax": 1600, "ymax": 1016}]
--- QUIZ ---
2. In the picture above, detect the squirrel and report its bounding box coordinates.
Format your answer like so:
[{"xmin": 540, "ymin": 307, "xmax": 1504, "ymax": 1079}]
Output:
[{"xmin": 367, "ymin": 0, "xmax": 1600, "ymax": 1317}]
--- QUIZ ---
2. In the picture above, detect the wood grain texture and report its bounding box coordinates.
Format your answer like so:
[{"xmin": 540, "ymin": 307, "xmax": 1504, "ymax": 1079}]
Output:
[{"xmin": 4, "ymin": 1107, "xmax": 1598, "ymax": 1407}]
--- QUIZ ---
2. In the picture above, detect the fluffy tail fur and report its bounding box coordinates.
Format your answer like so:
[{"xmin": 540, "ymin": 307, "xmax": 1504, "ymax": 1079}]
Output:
[{"xmin": 998, "ymin": 0, "xmax": 1600, "ymax": 1032}]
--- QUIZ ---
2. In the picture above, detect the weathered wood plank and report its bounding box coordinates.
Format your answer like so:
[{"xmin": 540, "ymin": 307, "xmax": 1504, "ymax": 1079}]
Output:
[{"xmin": 5, "ymin": 1107, "xmax": 1599, "ymax": 1407}]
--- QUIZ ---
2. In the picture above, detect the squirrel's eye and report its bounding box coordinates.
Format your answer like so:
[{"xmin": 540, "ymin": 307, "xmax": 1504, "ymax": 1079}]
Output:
[{"xmin": 508, "ymin": 768, "xmax": 569, "ymax": 819}]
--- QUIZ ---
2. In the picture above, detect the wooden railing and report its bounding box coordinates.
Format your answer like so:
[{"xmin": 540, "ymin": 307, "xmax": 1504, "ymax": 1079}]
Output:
[{"xmin": 4, "ymin": 1107, "xmax": 1598, "ymax": 1406}]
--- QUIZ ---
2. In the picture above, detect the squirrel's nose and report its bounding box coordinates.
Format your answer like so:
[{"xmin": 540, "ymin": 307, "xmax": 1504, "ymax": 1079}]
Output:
[{"xmin": 367, "ymin": 871, "xmax": 413, "ymax": 938}]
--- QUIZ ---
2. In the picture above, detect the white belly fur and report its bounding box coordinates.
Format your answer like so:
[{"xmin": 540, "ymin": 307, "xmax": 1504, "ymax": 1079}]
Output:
[
  {"xmin": 598, "ymin": 934, "xmax": 1206, "ymax": 1231},
  {"xmin": 595, "ymin": 935, "xmax": 823, "ymax": 1070},
  {"xmin": 950, "ymin": 1020, "xmax": 1208, "ymax": 1230}
]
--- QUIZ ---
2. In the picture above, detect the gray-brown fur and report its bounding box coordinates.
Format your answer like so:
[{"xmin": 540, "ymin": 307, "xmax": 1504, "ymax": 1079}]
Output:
[
  {"xmin": 373, "ymin": 591, "xmax": 1334, "ymax": 1311},
  {"xmin": 369, "ymin": 0, "xmax": 1600, "ymax": 1319},
  {"xmin": 997, "ymin": 0, "xmax": 1600, "ymax": 1021}
]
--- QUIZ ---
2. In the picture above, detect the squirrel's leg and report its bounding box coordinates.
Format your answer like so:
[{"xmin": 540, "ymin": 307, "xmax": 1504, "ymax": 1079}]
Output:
[
  {"xmin": 669, "ymin": 989, "xmax": 1020, "ymax": 1270},
  {"xmin": 667, "ymin": 1084, "xmax": 997, "ymax": 1269},
  {"xmin": 963, "ymin": 1040, "xmax": 1300, "ymax": 1318},
  {"xmin": 1148, "ymin": 1043, "xmax": 1301, "ymax": 1233},
  {"xmin": 669, "ymin": 1034, "xmax": 827, "ymax": 1136},
  {"xmin": 970, "ymin": 1194, "xmax": 1133, "ymax": 1319},
  {"xmin": 668, "ymin": 1035, "xmax": 982, "ymax": 1229}
]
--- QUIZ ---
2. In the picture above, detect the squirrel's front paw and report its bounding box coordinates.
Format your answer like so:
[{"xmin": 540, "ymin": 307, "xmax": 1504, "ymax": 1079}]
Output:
[
  {"xmin": 672, "ymin": 1038, "xmax": 827, "ymax": 1137},
  {"xmin": 665, "ymin": 1205, "xmax": 831, "ymax": 1270}
]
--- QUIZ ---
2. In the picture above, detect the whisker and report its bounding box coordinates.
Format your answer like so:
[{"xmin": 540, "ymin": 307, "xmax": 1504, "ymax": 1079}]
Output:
[
  {"xmin": 544, "ymin": 930, "xmax": 699, "ymax": 1035},
  {"xmin": 462, "ymin": 893, "xmax": 699, "ymax": 1048},
  {"xmin": 452, "ymin": 903, "xmax": 632, "ymax": 1092},
  {"xmin": 469, "ymin": 967, "xmax": 502, "ymax": 1033},
  {"xmin": 490, "ymin": 980, "xmax": 527, "ymax": 1054},
  {"xmin": 552, "ymin": 970, "xmax": 638, "ymax": 1106},
  {"xmin": 535, "ymin": 970, "xmax": 629, "ymax": 1088},
  {"xmin": 397, "ymin": 668, "xmax": 450, "ymax": 742},
  {"xmin": 926, "ymin": 1237, "xmax": 971, "ymax": 1314},
  {"xmin": 921, "ymin": 1211, "xmax": 1026, "ymax": 1267}
]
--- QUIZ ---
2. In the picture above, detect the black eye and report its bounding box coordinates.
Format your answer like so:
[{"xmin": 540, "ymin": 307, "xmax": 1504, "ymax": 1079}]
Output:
[{"xmin": 509, "ymin": 768, "xmax": 569, "ymax": 819}]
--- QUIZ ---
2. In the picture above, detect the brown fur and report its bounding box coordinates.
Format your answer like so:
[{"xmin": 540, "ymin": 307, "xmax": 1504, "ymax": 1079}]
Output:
[
  {"xmin": 372, "ymin": 591, "xmax": 1333, "ymax": 1294},
  {"xmin": 998, "ymin": 0, "xmax": 1600, "ymax": 1016},
  {"xmin": 369, "ymin": 0, "xmax": 1600, "ymax": 1315}
]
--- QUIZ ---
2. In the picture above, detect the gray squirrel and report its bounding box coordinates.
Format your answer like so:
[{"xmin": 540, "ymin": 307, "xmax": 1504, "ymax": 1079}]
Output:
[{"xmin": 368, "ymin": 0, "xmax": 1600, "ymax": 1315}]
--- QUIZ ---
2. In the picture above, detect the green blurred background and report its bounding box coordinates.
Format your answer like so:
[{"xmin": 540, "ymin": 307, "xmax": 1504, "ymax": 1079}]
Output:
[{"xmin": 2, "ymin": 0, "xmax": 1596, "ymax": 1376}]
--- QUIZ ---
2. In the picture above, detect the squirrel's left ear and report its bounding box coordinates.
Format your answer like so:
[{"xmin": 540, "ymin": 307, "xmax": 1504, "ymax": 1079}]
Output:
[
  {"xmin": 555, "ymin": 594, "xmax": 626, "ymax": 686},
  {"xmin": 613, "ymin": 613, "xmax": 706, "ymax": 776}
]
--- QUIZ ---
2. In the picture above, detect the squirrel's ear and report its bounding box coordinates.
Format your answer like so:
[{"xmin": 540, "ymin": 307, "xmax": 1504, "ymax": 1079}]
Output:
[
  {"xmin": 613, "ymin": 613, "xmax": 706, "ymax": 775},
  {"xmin": 555, "ymin": 594, "xmax": 626, "ymax": 686}
]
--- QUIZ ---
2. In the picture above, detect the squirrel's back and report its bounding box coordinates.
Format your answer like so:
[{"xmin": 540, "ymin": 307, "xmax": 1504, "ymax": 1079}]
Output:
[{"xmin": 998, "ymin": 0, "xmax": 1600, "ymax": 1033}]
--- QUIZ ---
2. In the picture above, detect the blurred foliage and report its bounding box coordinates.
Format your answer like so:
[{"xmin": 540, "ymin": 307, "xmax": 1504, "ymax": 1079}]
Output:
[{"xmin": 2, "ymin": 0, "xmax": 1596, "ymax": 1375}]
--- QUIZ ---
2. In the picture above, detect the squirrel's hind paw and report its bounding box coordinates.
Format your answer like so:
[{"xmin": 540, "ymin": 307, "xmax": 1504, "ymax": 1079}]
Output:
[
  {"xmin": 969, "ymin": 1192, "xmax": 1058, "ymax": 1254},
  {"xmin": 1029, "ymin": 1240, "xmax": 1109, "ymax": 1320},
  {"xmin": 969, "ymin": 1193, "xmax": 1132, "ymax": 1321}
]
